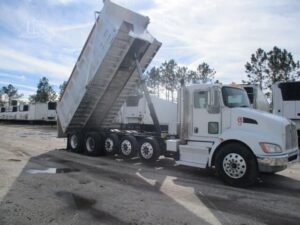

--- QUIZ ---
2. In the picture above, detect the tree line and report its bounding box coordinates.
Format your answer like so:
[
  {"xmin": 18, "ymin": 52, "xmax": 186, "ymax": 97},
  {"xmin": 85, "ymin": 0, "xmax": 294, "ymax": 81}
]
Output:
[
  {"xmin": 146, "ymin": 46, "xmax": 300, "ymax": 101},
  {"xmin": 146, "ymin": 60, "xmax": 217, "ymax": 102},
  {"xmin": 242, "ymin": 46, "xmax": 300, "ymax": 97},
  {"xmin": 0, "ymin": 77, "xmax": 67, "ymax": 107},
  {"xmin": 0, "ymin": 46, "xmax": 299, "ymax": 106}
]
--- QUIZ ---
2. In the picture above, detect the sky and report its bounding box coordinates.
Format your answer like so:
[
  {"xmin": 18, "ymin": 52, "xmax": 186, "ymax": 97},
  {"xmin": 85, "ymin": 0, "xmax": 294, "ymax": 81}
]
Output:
[{"xmin": 0, "ymin": 0, "xmax": 299, "ymax": 101}]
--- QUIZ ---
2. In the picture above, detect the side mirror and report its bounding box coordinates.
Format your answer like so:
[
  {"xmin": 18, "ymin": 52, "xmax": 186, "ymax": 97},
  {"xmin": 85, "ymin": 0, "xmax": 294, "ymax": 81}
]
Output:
[{"xmin": 207, "ymin": 88, "xmax": 220, "ymax": 114}]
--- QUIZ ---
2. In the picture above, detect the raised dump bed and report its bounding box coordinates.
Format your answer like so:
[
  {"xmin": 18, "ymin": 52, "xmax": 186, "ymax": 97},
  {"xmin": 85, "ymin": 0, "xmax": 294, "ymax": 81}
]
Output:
[{"xmin": 57, "ymin": 0, "xmax": 161, "ymax": 137}]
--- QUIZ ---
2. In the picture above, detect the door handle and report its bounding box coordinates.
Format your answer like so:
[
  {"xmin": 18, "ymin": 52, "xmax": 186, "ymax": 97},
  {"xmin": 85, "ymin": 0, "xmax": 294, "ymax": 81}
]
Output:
[{"xmin": 194, "ymin": 127, "xmax": 198, "ymax": 133}]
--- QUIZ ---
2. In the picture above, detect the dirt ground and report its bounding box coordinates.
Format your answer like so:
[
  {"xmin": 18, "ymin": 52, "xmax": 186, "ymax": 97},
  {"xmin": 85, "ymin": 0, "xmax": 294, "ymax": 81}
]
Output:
[{"xmin": 0, "ymin": 123, "xmax": 299, "ymax": 225}]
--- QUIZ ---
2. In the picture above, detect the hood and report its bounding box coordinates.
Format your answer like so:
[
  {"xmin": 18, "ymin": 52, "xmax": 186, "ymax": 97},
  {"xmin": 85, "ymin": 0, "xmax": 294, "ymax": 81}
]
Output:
[
  {"xmin": 230, "ymin": 107, "xmax": 290, "ymax": 134},
  {"xmin": 234, "ymin": 107, "xmax": 289, "ymax": 124}
]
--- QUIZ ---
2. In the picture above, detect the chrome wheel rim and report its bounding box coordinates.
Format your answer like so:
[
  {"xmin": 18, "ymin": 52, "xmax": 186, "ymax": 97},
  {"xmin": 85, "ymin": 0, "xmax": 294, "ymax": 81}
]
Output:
[
  {"xmin": 70, "ymin": 135, "xmax": 78, "ymax": 149},
  {"xmin": 223, "ymin": 153, "xmax": 247, "ymax": 179},
  {"xmin": 86, "ymin": 137, "xmax": 95, "ymax": 152},
  {"xmin": 121, "ymin": 140, "xmax": 132, "ymax": 156},
  {"xmin": 105, "ymin": 138, "xmax": 114, "ymax": 152},
  {"xmin": 140, "ymin": 142, "xmax": 153, "ymax": 159}
]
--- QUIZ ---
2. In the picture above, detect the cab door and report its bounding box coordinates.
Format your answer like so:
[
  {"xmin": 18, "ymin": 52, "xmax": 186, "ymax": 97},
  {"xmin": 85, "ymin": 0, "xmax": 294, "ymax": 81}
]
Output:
[{"xmin": 191, "ymin": 87, "xmax": 221, "ymax": 139}]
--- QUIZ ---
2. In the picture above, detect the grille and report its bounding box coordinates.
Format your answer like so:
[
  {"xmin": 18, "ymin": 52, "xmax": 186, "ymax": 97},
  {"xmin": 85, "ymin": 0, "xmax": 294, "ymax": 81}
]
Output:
[{"xmin": 286, "ymin": 124, "xmax": 298, "ymax": 149}]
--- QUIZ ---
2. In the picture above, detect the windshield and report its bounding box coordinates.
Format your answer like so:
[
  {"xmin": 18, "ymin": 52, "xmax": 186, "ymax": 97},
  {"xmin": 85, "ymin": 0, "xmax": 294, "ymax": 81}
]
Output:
[{"xmin": 222, "ymin": 87, "xmax": 250, "ymax": 108}]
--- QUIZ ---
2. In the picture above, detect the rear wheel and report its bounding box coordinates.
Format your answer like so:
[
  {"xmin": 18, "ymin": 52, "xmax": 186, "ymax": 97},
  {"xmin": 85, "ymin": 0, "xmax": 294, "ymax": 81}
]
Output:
[
  {"xmin": 104, "ymin": 133, "xmax": 120, "ymax": 155},
  {"xmin": 139, "ymin": 137, "xmax": 160, "ymax": 163},
  {"xmin": 215, "ymin": 143, "xmax": 258, "ymax": 187},
  {"xmin": 84, "ymin": 132, "xmax": 103, "ymax": 156},
  {"xmin": 68, "ymin": 132, "xmax": 83, "ymax": 153},
  {"xmin": 120, "ymin": 135, "xmax": 138, "ymax": 158}
]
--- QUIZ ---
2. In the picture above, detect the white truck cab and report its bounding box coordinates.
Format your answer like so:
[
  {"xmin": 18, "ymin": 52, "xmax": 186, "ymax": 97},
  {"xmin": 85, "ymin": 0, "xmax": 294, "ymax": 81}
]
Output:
[{"xmin": 167, "ymin": 84, "xmax": 299, "ymax": 186}]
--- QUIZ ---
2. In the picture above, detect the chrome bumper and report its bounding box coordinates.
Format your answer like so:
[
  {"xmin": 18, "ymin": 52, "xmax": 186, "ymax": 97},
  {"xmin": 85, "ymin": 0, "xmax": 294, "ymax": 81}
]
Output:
[{"xmin": 257, "ymin": 149, "xmax": 299, "ymax": 173}]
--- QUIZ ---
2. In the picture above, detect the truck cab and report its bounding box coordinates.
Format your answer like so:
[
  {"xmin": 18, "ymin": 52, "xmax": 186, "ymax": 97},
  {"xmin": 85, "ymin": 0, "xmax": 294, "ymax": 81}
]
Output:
[{"xmin": 167, "ymin": 84, "xmax": 299, "ymax": 186}]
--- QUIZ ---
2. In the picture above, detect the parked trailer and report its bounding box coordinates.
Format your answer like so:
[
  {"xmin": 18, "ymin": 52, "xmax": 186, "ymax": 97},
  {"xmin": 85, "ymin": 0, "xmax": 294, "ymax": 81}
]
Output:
[
  {"xmin": 0, "ymin": 102, "xmax": 57, "ymax": 122},
  {"xmin": 242, "ymin": 83, "xmax": 300, "ymax": 147},
  {"xmin": 241, "ymin": 84, "xmax": 270, "ymax": 112},
  {"xmin": 272, "ymin": 81, "xmax": 300, "ymax": 145},
  {"xmin": 58, "ymin": 0, "xmax": 299, "ymax": 187},
  {"xmin": 114, "ymin": 95, "xmax": 177, "ymax": 134}
]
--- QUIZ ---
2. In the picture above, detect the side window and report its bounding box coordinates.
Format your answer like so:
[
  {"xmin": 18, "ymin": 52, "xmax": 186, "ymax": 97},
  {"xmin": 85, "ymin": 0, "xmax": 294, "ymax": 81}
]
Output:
[
  {"xmin": 23, "ymin": 105, "xmax": 29, "ymax": 111},
  {"xmin": 194, "ymin": 91, "xmax": 208, "ymax": 109},
  {"xmin": 48, "ymin": 102, "xmax": 57, "ymax": 110},
  {"xmin": 244, "ymin": 87, "xmax": 254, "ymax": 104},
  {"xmin": 126, "ymin": 95, "xmax": 142, "ymax": 107}
]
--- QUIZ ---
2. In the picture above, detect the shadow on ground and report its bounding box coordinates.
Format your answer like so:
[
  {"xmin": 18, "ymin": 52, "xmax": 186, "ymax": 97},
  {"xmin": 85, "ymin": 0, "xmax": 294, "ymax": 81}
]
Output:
[{"xmin": 1, "ymin": 148, "xmax": 300, "ymax": 225}]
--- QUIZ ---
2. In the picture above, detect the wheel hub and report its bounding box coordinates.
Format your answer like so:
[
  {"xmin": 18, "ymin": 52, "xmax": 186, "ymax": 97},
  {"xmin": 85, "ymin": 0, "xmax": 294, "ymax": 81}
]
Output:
[
  {"xmin": 70, "ymin": 135, "xmax": 78, "ymax": 149},
  {"xmin": 140, "ymin": 142, "xmax": 153, "ymax": 159},
  {"xmin": 223, "ymin": 153, "xmax": 247, "ymax": 179},
  {"xmin": 86, "ymin": 137, "xmax": 95, "ymax": 152},
  {"xmin": 105, "ymin": 138, "xmax": 113, "ymax": 152},
  {"xmin": 121, "ymin": 140, "xmax": 132, "ymax": 156}
]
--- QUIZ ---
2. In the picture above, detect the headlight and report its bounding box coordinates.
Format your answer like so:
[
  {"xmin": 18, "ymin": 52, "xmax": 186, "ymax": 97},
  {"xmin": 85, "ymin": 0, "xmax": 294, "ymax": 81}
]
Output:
[{"xmin": 260, "ymin": 143, "xmax": 282, "ymax": 153}]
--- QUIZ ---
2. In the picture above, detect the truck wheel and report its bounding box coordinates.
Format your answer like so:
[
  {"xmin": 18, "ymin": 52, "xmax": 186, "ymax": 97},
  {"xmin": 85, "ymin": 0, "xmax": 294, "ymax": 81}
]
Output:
[
  {"xmin": 139, "ymin": 137, "xmax": 160, "ymax": 163},
  {"xmin": 104, "ymin": 133, "xmax": 120, "ymax": 155},
  {"xmin": 84, "ymin": 132, "xmax": 103, "ymax": 156},
  {"xmin": 215, "ymin": 143, "xmax": 258, "ymax": 187},
  {"xmin": 68, "ymin": 132, "xmax": 83, "ymax": 153},
  {"xmin": 120, "ymin": 135, "xmax": 138, "ymax": 158}
]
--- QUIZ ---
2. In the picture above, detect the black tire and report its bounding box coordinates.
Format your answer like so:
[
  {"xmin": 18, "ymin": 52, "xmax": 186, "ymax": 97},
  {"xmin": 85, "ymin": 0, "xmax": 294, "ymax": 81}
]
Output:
[
  {"xmin": 215, "ymin": 143, "xmax": 258, "ymax": 187},
  {"xmin": 104, "ymin": 133, "xmax": 120, "ymax": 155},
  {"xmin": 139, "ymin": 137, "xmax": 160, "ymax": 163},
  {"xmin": 68, "ymin": 132, "xmax": 84, "ymax": 153},
  {"xmin": 84, "ymin": 132, "xmax": 103, "ymax": 156},
  {"xmin": 120, "ymin": 135, "xmax": 138, "ymax": 158}
]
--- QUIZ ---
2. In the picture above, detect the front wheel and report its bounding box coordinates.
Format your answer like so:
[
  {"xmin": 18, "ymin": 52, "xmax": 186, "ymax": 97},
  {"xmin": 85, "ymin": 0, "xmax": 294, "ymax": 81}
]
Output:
[
  {"xmin": 215, "ymin": 143, "xmax": 258, "ymax": 187},
  {"xmin": 139, "ymin": 137, "xmax": 160, "ymax": 163}
]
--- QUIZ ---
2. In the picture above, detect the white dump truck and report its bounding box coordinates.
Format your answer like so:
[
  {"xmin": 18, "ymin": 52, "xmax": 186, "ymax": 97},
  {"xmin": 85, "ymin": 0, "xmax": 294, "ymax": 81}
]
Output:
[{"xmin": 57, "ymin": 0, "xmax": 299, "ymax": 186}]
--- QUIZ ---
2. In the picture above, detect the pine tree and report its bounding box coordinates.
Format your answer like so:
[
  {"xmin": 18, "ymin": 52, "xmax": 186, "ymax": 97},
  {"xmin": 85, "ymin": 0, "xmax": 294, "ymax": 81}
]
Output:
[
  {"xmin": 243, "ymin": 48, "xmax": 267, "ymax": 89},
  {"xmin": 160, "ymin": 60, "xmax": 177, "ymax": 102},
  {"xmin": 243, "ymin": 47, "xmax": 300, "ymax": 97},
  {"xmin": 59, "ymin": 81, "xmax": 67, "ymax": 101},
  {"xmin": 2, "ymin": 84, "xmax": 23, "ymax": 106},
  {"xmin": 190, "ymin": 62, "xmax": 215, "ymax": 84},
  {"xmin": 146, "ymin": 67, "xmax": 160, "ymax": 97},
  {"xmin": 29, "ymin": 77, "xmax": 57, "ymax": 103}
]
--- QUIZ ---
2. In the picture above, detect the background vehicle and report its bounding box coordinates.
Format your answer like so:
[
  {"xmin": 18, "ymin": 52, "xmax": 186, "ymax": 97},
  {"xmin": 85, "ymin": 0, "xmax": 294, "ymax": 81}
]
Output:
[
  {"xmin": 0, "ymin": 102, "xmax": 57, "ymax": 122},
  {"xmin": 272, "ymin": 81, "xmax": 300, "ymax": 146},
  {"xmin": 57, "ymin": 0, "xmax": 299, "ymax": 187},
  {"xmin": 114, "ymin": 95, "xmax": 177, "ymax": 134},
  {"xmin": 242, "ymin": 82, "xmax": 300, "ymax": 147},
  {"xmin": 241, "ymin": 84, "xmax": 270, "ymax": 112}
]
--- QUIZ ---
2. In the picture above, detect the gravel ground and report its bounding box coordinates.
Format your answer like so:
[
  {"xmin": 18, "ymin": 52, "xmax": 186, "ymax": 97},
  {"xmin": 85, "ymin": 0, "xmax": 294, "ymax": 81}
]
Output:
[{"xmin": 0, "ymin": 123, "xmax": 299, "ymax": 225}]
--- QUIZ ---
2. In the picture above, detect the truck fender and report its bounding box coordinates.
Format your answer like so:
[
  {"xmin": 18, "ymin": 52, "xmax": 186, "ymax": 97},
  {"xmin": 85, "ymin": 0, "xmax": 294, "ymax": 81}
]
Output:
[{"xmin": 208, "ymin": 128, "xmax": 277, "ymax": 167}]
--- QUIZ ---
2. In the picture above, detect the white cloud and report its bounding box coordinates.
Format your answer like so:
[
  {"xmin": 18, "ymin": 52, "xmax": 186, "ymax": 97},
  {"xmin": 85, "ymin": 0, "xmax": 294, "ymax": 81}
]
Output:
[
  {"xmin": 0, "ymin": 48, "xmax": 71, "ymax": 79},
  {"xmin": 0, "ymin": 0, "xmax": 299, "ymax": 94},
  {"xmin": 141, "ymin": 0, "xmax": 300, "ymax": 83}
]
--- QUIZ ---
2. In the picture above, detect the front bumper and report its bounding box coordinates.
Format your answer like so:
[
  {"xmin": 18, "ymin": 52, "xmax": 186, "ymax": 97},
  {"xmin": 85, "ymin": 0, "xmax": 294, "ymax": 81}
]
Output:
[{"xmin": 257, "ymin": 149, "xmax": 299, "ymax": 173}]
